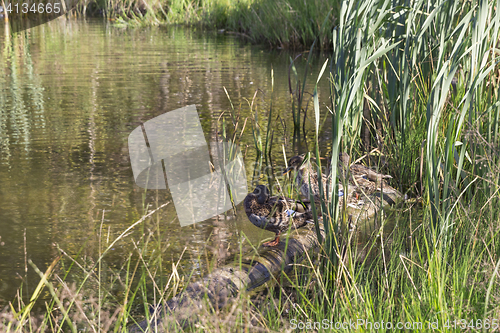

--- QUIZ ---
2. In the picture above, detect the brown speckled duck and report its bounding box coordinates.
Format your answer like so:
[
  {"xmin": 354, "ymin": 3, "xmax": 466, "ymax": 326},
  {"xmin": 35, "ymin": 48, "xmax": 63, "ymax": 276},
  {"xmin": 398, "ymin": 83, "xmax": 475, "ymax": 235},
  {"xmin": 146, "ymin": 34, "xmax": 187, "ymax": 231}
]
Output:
[
  {"xmin": 284, "ymin": 153, "xmax": 398, "ymax": 205},
  {"xmin": 338, "ymin": 152, "xmax": 396, "ymax": 199},
  {"xmin": 283, "ymin": 154, "xmax": 333, "ymax": 202},
  {"xmin": 338, "ymin": 153, "xmax": 392, "ymax": 183},
  {"xmin": 244, "ymin": 185, "xmax": 314, "ymax": 247}
]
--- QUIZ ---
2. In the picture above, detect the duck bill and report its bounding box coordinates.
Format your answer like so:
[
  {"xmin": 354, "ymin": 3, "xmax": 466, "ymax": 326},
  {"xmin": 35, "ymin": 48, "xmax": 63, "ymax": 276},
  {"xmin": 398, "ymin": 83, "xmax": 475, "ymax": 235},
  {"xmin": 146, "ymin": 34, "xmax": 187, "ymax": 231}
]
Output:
[{"xmin": 283, "ymin": 166, "xmax": 293, "ymax": 175}]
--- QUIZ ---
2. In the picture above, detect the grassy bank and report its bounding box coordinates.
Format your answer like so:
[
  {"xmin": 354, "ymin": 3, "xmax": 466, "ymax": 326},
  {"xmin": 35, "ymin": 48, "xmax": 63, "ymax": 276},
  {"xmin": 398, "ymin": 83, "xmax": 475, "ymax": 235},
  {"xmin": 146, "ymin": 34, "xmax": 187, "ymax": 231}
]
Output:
[
  {"xmin": 76, "ymin": 0, "xmax": 337, "ymax": 49},
  {"xmin": 2, "ymin": 0, "xmax": 500, "ymax": 332}
]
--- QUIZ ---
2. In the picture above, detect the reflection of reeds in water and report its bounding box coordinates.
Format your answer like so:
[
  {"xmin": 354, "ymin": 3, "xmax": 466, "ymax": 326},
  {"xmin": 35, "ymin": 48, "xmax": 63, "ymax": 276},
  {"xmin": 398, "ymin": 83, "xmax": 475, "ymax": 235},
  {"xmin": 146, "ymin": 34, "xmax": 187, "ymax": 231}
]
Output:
[{"xmin": 0, "ymin": 24, "xmax": 47, "ymax": 161}]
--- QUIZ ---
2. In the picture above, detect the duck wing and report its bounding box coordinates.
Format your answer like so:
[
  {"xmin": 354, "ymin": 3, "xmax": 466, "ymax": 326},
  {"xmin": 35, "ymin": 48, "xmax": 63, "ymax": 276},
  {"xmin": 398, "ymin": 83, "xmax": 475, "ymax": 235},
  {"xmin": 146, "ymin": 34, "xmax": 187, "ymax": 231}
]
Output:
[
  {"xmin": 269, "ymin": 196, "xmax": 317, "ymax": 229},
  {"xmin": 351, "ymin": 164, "xmax": 392, "ymax": 182},
  {"xmin": 248, "ymin": 213, "xmax": 285, "ymax": 234},
  {"xmin": 289, "ymin": 210, "xmax": 316, "ymax": 230},
  {"xmin": 267, "ymin": 196, "xmax": 311, "ymax": 214},
  {"xmin": 364, "ymin": 168, "xmax": 392, "ymax": 182}
]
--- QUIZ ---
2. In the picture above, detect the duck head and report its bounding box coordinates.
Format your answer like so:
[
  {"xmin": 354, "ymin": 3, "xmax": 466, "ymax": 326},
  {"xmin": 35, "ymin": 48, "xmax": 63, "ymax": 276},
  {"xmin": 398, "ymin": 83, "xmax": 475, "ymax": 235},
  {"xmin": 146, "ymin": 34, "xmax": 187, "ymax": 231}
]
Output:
[
  {"xmin": 253, "ymin": 185, "xmax": 270, "ymax": 204},
  {"xmin": 283, "ymin": 154, "xmax": 307, "ymax": 175}
]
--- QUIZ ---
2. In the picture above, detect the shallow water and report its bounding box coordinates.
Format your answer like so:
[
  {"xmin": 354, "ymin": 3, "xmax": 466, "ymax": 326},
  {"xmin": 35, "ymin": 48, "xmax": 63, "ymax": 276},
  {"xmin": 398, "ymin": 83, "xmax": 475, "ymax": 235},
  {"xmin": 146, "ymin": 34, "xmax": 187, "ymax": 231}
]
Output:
[{"xmin": 0, "ymin": 18, "xmax": 333, "ymax": 309}]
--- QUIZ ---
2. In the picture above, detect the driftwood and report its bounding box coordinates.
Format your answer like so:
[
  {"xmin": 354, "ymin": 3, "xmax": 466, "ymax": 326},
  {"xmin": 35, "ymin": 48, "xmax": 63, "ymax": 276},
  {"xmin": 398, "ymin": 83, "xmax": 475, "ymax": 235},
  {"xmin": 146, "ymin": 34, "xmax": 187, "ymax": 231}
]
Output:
[
  {"xmin": 128, "ymin": 187, "xmax": 403, "ymax": 332},
  {"xmin": 128, "ymin": 224, "xmax": 321, "ymax": 332}
]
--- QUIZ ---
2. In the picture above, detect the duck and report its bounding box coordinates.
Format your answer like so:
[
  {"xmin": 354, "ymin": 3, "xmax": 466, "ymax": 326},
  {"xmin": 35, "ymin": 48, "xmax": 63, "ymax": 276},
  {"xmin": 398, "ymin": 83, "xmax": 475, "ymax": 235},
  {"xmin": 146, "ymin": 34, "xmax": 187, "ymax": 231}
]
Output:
[
  {"xmin": 338, "ymin": 152, "xmax": 395, "ymax": 199},
  {"xmin": 284, "ymin": 153, "xmax": 395, "ymax": 204},
  {"xmin": 338, "ymin": 152, "xmax": 392, "ymax": 184},
  {"xmin": 283, "ymin": 154, "xmax": 334, "ymax": 202},
  {"xmin": 244, "ymin": 185, "xmax": 314, "ymax": 247}
]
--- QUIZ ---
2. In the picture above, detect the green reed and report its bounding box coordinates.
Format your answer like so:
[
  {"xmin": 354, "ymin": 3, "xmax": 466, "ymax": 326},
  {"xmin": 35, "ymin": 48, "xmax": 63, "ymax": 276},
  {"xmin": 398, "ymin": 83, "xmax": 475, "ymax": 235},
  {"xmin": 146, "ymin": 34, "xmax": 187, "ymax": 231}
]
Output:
[
  {"xmin": 288, "ymin": 41, "xmax": 315, "ymax": 134},
  {"xmin": 229, "ymin": 1, "xmax": 500, "ymax": 328},
  {"xmin": 289, "ymin": 0, "xmax": 500, "ymax": 329},
  {"xmin": 317, "ymin": 0, "xmax": 402, "ymax": 269}
]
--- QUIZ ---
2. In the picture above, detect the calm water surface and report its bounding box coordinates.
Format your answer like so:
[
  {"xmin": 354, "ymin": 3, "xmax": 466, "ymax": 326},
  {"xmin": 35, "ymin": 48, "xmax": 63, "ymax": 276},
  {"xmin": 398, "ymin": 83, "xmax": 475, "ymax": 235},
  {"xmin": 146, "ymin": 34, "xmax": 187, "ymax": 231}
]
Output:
[{"xmin": 0, "ymin": 18, "xmax": 332, "ymax": 309}]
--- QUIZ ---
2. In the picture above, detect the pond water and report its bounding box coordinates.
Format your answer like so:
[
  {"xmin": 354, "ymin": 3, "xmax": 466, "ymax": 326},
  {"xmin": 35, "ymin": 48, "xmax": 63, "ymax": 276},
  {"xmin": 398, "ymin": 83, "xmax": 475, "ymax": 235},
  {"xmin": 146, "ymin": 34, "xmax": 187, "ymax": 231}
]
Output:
[{"xmin": 0, "ymin": 18, "xmax": 333, "ymax": 310}]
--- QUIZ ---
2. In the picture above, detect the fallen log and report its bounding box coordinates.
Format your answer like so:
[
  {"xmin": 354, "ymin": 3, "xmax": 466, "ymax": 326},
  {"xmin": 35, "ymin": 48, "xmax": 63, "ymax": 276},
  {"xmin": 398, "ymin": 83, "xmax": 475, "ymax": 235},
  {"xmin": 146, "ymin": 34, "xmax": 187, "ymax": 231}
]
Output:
[
  {"xmin": 128, "ymin": 186, "xmax": 403, "ymax": 332},
  {"xmin": 128, "ymin": 222, "xmax": 321, "ymax": 332}
]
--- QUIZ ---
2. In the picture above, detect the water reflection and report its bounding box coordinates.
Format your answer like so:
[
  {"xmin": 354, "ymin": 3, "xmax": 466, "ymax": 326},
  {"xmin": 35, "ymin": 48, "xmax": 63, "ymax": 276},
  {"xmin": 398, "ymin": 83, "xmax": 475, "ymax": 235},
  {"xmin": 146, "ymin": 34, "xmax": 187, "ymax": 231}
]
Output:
[{"xmin": 0, "ymin": 19, "xmax": 333, "ymax": 310}]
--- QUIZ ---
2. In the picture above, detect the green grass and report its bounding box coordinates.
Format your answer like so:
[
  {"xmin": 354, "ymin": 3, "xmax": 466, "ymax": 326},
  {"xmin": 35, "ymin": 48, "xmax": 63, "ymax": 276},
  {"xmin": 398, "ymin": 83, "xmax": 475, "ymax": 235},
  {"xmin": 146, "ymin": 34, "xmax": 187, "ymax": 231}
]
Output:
[
  {"xmin": 75, "ymin": 0, "xmax": 338, "ymax": 49},
  {"xmin": 304, "ymin": 0, "xmax": 500, "ymax": 331}
]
